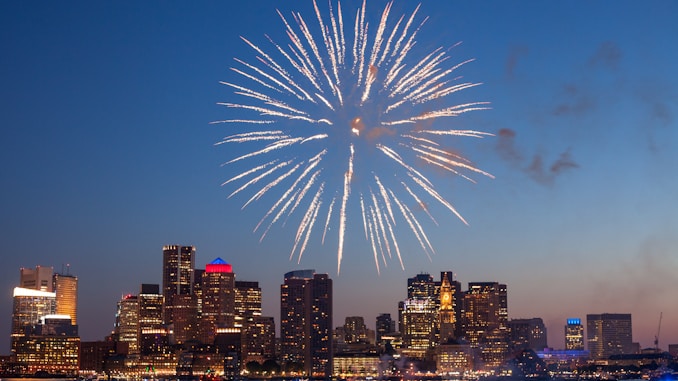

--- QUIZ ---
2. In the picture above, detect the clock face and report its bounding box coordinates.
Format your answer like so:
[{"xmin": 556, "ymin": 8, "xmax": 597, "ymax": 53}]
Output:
[{"xmin": 442, "ymin": 293, "xmax": 450, "ymax": 302}]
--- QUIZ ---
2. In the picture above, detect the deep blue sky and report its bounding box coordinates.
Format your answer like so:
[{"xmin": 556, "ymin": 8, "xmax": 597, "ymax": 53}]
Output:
[{"xmin": 1, "ymin": 1, "xmax": 677, "ymax": 354}]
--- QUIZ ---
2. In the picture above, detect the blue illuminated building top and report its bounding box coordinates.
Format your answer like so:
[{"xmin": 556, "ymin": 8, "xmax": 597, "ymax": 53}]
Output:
[{"xmin": 567, "ymin": 318, "xmax": 581, "ymax": 325}]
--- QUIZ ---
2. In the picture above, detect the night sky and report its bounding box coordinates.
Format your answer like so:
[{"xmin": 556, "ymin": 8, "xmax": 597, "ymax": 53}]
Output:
[{"xmin": 1, "ymin": 0, "xmax": 677, "ymax": 354}]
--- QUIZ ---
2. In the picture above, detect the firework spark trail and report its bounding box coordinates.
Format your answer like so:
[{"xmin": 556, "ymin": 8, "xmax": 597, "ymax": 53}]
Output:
[
  {"xmin": 337, "ymin": 144, "xmax": 354, "ymax": 273},
  {"xmin": 400, "ymin": 181, "xmax": 437, "ymax": 225},
  {"xmin": 228, "ymin": 160, "xmax": 292, "ymax": 198},
  {"xmin": 221, "ymin": 160, "xmax": 278, "ymax": 186},
  {"xmin": 370, "ymin": 190, "xmax": 392, "ymax": 261},
  {"xmin": 388, "ymin": 188, "xmax": 431, "ymax": 259},
  {"xmin": 291, "ymin": 182, "xmax": 324, "ymax": 261},
  {"xmin": 217, "ymin": 1, "xmax": 493, "ymax": 272},
  {"xmin": 254, "ymin": 150, "xmax": 326, "ymax": 235},
  {"xmin": 322, "ymin": 197, "xmax": 336, "ymax": 244}
]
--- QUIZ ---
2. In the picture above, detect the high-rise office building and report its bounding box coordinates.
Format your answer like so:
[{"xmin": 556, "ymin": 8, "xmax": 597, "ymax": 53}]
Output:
[
  {"xmin": 376, "ymin": 313, "xmax": 395, "ymax": 345},
  {"xmin": 138, "ymin": 284, "xmax": 166, "ymax": 355},
  {"xmin": 565, "ymin": 318, "xmax": 584, "ymax": 351},
  {"xmin": 20, "ymin": 266, "xmax": 53, "ymax": 291},
  {"xmin": 587, "ymin": 313, "xmax": 634, "ymax": 359},
  {"xmin": 463, "ymin": 282, "xmax": 509, "ymax": 369},
  {"xmin": 201, "ymin": 258, "xmax": 235, "ymax": 345},
  {"xmin": 162, "ymin": 245, "xmax": 195, "ymax": 327},
  {"xmin": 462, "ymin": 282, "xmax": 508, "ymax": 346},
  {"xmin": 13, "ymin": 315, "xmax": 80, "ymax": 376},
  {"xmin": 400, "ymin": 273, "xmax": 439, "ymax": 359},
  {"xmin": 235, "ymin": 280, "xmax": 269, "ymax": 364},
  {"xmin": 400, "ymin": 298, "xmax": 438, "ymax": 359},
  {"xmin": 114, "ymin": 294, "xmax": 139, "ymax": 354},
  {"xmin": 11, "ymin": 287, "xmax": 56, "ymax": 355},
  {"xmin": 407, "ymin": 273, "xmax": 436, "ymax": 300},
  {"xmin": 280, "ymin": 270, "xmax": 332, "ymax": 378},
  {"xmin": 53, "ymin": 272, "xmax": 78, "ymax": 325},
  {"xmin": 507, "ymin": 318, "xmax": 547, "ymax": 352}
]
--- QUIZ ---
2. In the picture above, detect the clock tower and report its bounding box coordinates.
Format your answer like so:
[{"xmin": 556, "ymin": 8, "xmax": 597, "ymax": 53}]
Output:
[{"xmin": 439, "ymin": 272, "xmax": 456, "ymax": 343}]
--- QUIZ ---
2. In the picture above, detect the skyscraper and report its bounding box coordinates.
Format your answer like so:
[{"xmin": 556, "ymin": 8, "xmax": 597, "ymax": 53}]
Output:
[
  {"xmin": 114, "ymin": 294, "xmax": 139, "ymax": 354},
  {"xmin": 587, "ymin": 313, "xmax": 634, "ymax": 359},
  {"xmin": 11, "ymin": 287, "xmax": 56, "ymax": 355},
  {"xmin": 53, "ymin": 272, "xmax": 78, "ymax": 325},
  {"xmin": 138, "ymin": 283, "xmax": 165, "ymax": 355},
  {"xmin": 201, "ymin": 258, "xmax": 235, "ymax": 345},
  {"xmin": 463, "ymin": 282, "xmax": 509, "ymax": 369},
  {"xmin": 280, "ymin": 270, "xmax": 332, "ymax": 378},
  {"xmin": 565, "ymin": 318, "xmax": 584, "ymax": 351},
  {"xmin": 375, "ymin": 313, "xmax": 395, "ymax": 345},
  {"xmin": 162, "ymin": 245, "xmax": 195, "ymax": 327},
  {"xmin": 400, "ymin": 273, "xmax": 438, "ymax": 360}
]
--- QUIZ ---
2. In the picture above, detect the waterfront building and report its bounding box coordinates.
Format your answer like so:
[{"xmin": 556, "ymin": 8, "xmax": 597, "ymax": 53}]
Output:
[
  {"xmin": 138, "ymin": 284, "xmax": 166, "ymax": 355},
  {"xmin": 53, "ymin": 272, "xmax": 78, "ymax": 325},
  {"xmin": 201, "ymin": 258, "xmax": 235, "ymax": 345},
  {"xmin": 280, "ymin": 269, "xmax": 333, "ymax": 378},
  {"xmin": 13, "ymin": 315, "xmax": 80, "ymax": 376},
  {"xmin": 565, "ymin": 318, "xmax": 584, "ymax": 351},
  {"xmin": 114, "ymin": 294, "xmax": 139, "ymax": 354},
  {"xmin": 508, "ymin": 318, "xmax": 548, "ymax": 352},
  {"xmin": 162, "ymin": 245, "xmax": 195, "ymax": 327},
  {"xmin": 587, "ymin": 313, "xmax": 634, "ymax": 359},
  {"xmin": 332, "ymin": 352, "xmax": 381, "ymax": 379},
  {"xmin": 11, "ymin": 287, "xmax": 56, "ymax": 355},
  {"xmin": 79, "ymin": 340, "xmax": 116, "ymax": 374},
  {"xmin": 235, "ymin": 280, "xmax": 276, "ymax": 363},
  {"xmin": 436, "ymin": 340, "xmax": 473, "ymax": 376}
]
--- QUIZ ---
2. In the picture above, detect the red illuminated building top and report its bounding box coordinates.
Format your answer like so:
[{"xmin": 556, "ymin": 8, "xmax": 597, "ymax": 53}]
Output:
[{"xmin": 205, "ymin": 257, "xmax": 232, "ymax": 273}]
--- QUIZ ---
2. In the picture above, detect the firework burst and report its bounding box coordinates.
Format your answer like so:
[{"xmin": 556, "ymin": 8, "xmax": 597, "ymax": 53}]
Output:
[{"xmin": 214, "ymin": 0, "xmax": 493, "ymax": 273}]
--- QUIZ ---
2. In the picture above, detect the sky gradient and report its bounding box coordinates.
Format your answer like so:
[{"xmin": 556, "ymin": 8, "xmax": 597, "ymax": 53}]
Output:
[{"xmin": 1, "ymin": 1, "xmax": 677, "ymax": 354}]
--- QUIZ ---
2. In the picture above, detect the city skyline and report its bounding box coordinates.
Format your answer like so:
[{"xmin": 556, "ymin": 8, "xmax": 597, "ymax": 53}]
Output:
[
  {"xmin": 1, "ymin": 0, "xmax": 677, "ymax": 360},
  {"xmin": 0, "ymin": 258, "xmax": 671, "ymax": 356}
]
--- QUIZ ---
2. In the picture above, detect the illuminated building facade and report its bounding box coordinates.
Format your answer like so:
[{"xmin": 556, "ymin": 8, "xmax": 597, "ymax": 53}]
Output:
[
  {"xmin": 508, "ymin": 318, "xmax": 548, "ymax": 352},
  {"xmin": 587, "ymin": 313, "xmax": 634, "ymax": 359},
  {"xmin": 138, "ymin": 284, "xmax": 166, "ymax": 355},
  {"xmin": 235, "ymin": 281, "xmax": 275, "ymax": 364},
  {"xmin": 11, "ymin": 287, "xmax": 56, "ymax": 355},
  {"xmin": 400, "ymin": 298, "xmax": 437, "ymax": 359},
  {"xmin": 162, "ymin": 245, "xmax": 195, "ymax": 327},
  {"xmin": 13, "ymin": 315, "xmax": 80, "ymax": 376},
  {"xmin": 462, "ymin": 282, "xmax": 509, "ymax": 369},
  {"xmin": 436, "ymin": 341, "xmax": 473, "ymax": 375},
  {"xmin": 201, "ymin": 258, "xmax": 235, "ymax": 344},
  {"xmin": 332, "ymin": 353, "xmax": 380, "ymax": 378},
  {"xmin": 375, "ymin": 313, "xmax": 395, "ymax": 345},
  {"xmin": 280, "ymin": 270, "xmax": 333, "ymax": 378},
  {"xmin": 343, "ymin": 316, "xmax": 368, "ymax": 344},
  {"xmin": 114, "ymin": 294, "xmax": 139, "ymax": 354},
  {"xmin": 439, "ymin": 272, "xmax": 456, "ymax": 343},
  {"xmin": 565, "ymin": 318, "xmax": 584, "ymax": 351},
  {"xmin": 53, "ymin": 272, "xmax": 78, "ymax": 325}
]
